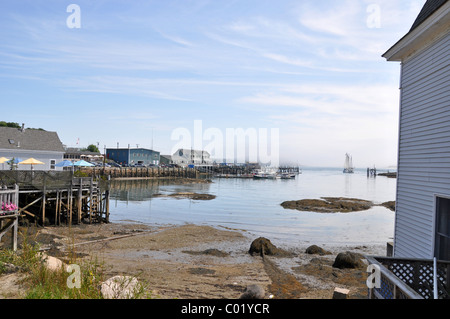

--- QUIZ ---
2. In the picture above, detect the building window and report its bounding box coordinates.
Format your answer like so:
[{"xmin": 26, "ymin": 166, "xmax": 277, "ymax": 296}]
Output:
[
  {"xmin": 50, "ymin": 159, "xmax": 56, "ymax": 170},
  {"xmin": 435, "ymin": 196, "xmax": 450, "ymax": 261}
]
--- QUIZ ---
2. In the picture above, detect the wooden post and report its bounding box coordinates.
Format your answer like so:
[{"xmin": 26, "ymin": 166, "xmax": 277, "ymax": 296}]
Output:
[
  {"xmin": 89, "ymin": 177, "xmax": 93, "ymax": 224},
  {"xmin": 55, "ymin": 190, "xmax": 59, "ymax": 226},
  {"xmin": 69, "ymin": 186, "xmax": 72, "ymax": 225},
  {"xmin": 58, "ymin": 190, "xmax": 62, "ymax": 225},
  {"xmin": 105, "ymin": 175, "xmax": 110, "ymax": 222},
  {"xmin": 13, "ymin": 184, "xmax": 18, "ymax": 251},
  {"xmin": 42, "ymin": 189, "xmax": 46, "ymax": 226},
  {"xmin": 78, "ymin": 178, "xmax": 82, "ymax": 224}
]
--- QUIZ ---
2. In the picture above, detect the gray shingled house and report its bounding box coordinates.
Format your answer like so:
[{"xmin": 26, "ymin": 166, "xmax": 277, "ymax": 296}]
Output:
[{"xmin": 0, "ymin": 125, "xmax": 65, "ymax": 171}]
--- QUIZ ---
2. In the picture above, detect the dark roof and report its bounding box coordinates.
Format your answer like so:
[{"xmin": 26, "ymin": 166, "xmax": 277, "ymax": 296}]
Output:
[
  {"xmin": 409, "ymin": 0, "xmax": 448, "ymax": 31},
  {"xmin": 0, "ymin": 127, "xmax": 65, "ymax": 152},
  {"xmin": 65, "ymin": 147, "xmax": 101, "ymax": 156}
]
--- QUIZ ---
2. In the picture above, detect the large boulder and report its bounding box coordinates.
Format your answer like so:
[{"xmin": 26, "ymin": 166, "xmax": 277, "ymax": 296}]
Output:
[
  {"xmin": 332, "ymin": 252, "xmax": 365, "ymax": 269},
  {"xmin": 101, "ymin": 276, "xmax": 140, "ymax": 299},
  {"xmin": 240, "ymin": 284, "xmax": 265, "ymax": 299},
  {"xmin": 248, "ymin": 237, "xmax": 291, "ymax": 257},
  {"xmin": 38, "ymin": 253, "xmax": 67, "ymax": 271}
]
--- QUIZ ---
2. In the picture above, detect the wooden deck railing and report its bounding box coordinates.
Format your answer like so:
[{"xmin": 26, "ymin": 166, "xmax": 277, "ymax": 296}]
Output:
[
  {"xmin": 0, "ymin": 185, "xmax": 19, "ymax": 251},
  {"xmin": 366, "ymin": 256, "xmax": 450, "ymax": 299}
]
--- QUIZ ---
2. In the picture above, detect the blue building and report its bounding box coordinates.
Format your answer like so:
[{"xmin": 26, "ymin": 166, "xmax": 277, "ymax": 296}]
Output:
[{"xmin": 106, "ymin": 148, "xmax": 160, "ymax": 166}]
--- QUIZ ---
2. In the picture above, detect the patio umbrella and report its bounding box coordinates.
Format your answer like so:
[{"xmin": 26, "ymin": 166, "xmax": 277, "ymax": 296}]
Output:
[
  {"xmin": 73, "ymin": 160, "xmax": 94, "ymax": 167},
  {"xmin": 55, "ymin": 160, "xmax": 74, "ymax": 167},
  {"xmin": 10, "ymin": 158, "xmax": 23, "ymax": 164},
  {"xmin": 0, "ymin": 157, "xmax": 8, "ymax": 170},
  {"xmin": 19, "ymin": 157, "xmax": 45, "ymax": 170}
]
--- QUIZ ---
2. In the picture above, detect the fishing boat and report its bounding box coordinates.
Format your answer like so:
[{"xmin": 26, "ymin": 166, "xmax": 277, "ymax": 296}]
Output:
[
  {"xmin": 253, "ymin": 168, "xmax": 279, "ymax": 179},
  {"xmin": 343, "ymin": 153, "xmax": 354, "ymax": 173},
  {"xmin": 279, "ymin": 173, "xmax": 296, "ymax": 179}
]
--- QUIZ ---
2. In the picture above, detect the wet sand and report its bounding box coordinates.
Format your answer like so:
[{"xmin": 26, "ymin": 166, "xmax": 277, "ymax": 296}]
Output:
[{"xmin": 10, "ymin": 222, "xmax": 386, "ymax": 299}]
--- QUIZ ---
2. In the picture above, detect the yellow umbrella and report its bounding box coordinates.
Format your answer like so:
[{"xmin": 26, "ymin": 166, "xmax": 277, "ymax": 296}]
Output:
[
  {"xmin": 19, "ymin": 158, "xmax": 45, "ymax": 170},
  {"xmin": 0, "ymin": 157, "xmax": 8, "ymax": 170}
]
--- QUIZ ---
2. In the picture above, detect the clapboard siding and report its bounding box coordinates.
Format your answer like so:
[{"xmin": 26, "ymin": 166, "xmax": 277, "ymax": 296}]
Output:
[
  {"xmin": 401, "ymin": 33, "xmax": 449, "ymax": 85},
  {"xmin": 394, "ymin": 31, "xmax": 450, "ymax": 259},
  {"xmin": 402, "ymin": 80, "xmax": 449, "ymax": 113},
  {"xmin": 402, "ymin": 110, "xmax": 450, "ymax": 128},
  {"xmin": 399, "ymin": 153, "xmax": 450, "ymax": 162}
]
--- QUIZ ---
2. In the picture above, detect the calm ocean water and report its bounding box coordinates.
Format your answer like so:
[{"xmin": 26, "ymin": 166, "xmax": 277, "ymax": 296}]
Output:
[{"xmin": 108, "ymin": 167, "xmax": 396, "ymax": 247}]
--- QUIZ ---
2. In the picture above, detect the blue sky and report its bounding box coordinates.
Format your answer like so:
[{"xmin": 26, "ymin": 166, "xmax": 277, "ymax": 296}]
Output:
[{"xmin": 0, "ymin": 0, "xmax": 426, "ymax": 167}]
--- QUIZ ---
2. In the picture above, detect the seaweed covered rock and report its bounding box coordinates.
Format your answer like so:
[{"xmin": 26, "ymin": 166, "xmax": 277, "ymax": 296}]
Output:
[
  {"xmin": 305, "ymin": 245, "xmax": 331, "ymax": 256},
  {"xmin": 240, "ymin": 284, "xmax": 265, "ymax": 299},
  {"xmin": 281, "ymin": 197, "xmax": 373, "ymax": 213},
  {"xmin": 248, "ymin": 237, "xmax": 291, "ymax": 257},
  {"xmin": 332, "ymin": 252, "xmax": 365, "ymax": 269},
  {"xmin": 381, "ymin": 201, "xmax": 395, "ymax": 211}
]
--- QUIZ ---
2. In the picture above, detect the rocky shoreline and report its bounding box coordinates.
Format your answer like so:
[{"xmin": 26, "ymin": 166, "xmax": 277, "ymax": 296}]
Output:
[{"xmin": 0, "ymin": 222, "xmax": 384, "ymax": 299}]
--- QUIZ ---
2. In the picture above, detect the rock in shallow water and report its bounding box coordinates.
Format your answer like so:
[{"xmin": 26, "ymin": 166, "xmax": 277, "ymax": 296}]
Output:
[{"xmin": 281, "ymin": 197, "xmax": 373, "ymax": 213}]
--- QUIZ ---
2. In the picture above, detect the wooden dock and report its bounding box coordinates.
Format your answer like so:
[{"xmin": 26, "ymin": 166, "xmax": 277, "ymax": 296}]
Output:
[
  {"xmin": 211, "ymin": 165, "xmax": 301, "ymax": 178},
  {"xmin": 78, "ymin": 166, "xmax": 199, "ymax": 179},
  {"xmin": 0, "ymin": 171, "xmax": 110, "ymax": 227}
]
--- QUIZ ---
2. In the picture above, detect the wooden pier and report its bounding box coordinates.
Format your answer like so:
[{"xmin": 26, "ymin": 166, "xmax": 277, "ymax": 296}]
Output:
[
  {"xmin": 211, "ymin": 165, "xmax": 301, "ymax": 178},
  {"xmin": 78, "ymin": 166, "xmax": 199, "ymax": 179},
  {"xmin": 0, "ymin": 171, "xmax": 110, "ymax": 227},
  {"xmin": 71, "ymin": 165, "xmax": 301, "ymax": 180}
]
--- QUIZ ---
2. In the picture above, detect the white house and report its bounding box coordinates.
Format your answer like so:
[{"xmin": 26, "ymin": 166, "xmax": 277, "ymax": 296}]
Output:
[
  {"xmin": 0, "ymin": 125, "xmax": 65, "ymax": 171},
  {"xmin": 171, "ymin": 149, "xmax": 212, "ymax": 166},
  {"xmin": 383, "ymin": 0, "xmax": 449, "ymax": 260}
]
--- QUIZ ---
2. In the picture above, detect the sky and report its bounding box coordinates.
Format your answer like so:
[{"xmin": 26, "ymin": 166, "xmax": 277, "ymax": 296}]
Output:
[{"xmin": 0, "ymin": 0, "xmax": 426, "ymax": 167}]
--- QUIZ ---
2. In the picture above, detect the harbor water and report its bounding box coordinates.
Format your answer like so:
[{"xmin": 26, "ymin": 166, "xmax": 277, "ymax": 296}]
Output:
[{"xmin": 108, "ymin": 167, "xmax": 396, "ymax": 248}]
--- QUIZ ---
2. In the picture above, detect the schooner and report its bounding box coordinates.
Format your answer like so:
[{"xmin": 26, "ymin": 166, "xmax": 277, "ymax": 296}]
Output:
[{"xmin": 343, "ymin": 153, "xmax": 354, "ymax": 173}]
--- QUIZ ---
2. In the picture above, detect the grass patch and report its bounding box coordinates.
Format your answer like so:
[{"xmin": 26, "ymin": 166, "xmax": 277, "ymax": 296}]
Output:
[{"xmin": 0, "ymin": 230, "xmax": 149, "ymax": 299}]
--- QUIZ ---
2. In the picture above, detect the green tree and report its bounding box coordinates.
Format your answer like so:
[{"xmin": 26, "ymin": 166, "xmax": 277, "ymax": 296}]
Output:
[
  {"xmin": 0, "ymin": 121, "xmax": 20, "ymax": 128},
  {"xmin": 86, "ymin": 144, "xmax": 100, "ymax": 153}
]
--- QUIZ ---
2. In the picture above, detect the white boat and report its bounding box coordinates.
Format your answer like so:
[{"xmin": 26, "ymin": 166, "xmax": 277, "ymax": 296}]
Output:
[
  {"xmin": 279, "ymin": 173, "xmax": 295, "ymax": 179},
  {"xmin": 343, "ymin": 153, "xmax": 354, "ymax": 173},
  {"xmin": 253, "ymin": 168, "xmax": 279, "ymax": 179}
]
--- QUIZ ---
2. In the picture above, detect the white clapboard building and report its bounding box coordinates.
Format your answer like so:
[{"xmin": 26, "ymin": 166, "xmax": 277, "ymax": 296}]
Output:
[{"xmin": 383, "ymin": 0, "xmax": 449, "ymax": 260}]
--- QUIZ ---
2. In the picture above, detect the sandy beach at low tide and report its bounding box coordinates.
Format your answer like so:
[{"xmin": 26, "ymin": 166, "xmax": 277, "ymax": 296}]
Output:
[{"xmin": 8, "ymin": 221, "xmax": 387, "ymax": 299}]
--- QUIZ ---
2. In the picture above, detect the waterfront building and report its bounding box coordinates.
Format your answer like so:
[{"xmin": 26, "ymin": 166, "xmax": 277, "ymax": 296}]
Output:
[
  {"xmin": 171, "ymin": 149, "xmax": 211, "ymax": 166},
  {"xmin": 160, "ymin": 155, "xmax": 173, "ymax": 165},
  {"xmin": 64, "ymin": 147, "xmax": 104, "ymax": 163},
  {"xmin": 106, "ymin": 147, "xmax": 160, "ymax": 166},
  {"xmin": 0, "ymin": 125, "xmax": 65, "ymax": 171},
  {"xmin": 383, "ymin": 0, "xmax": 449, "ymax": 261},
  {"xmin": 365, "ymin": 2, "xmax": 449, "ymax": 300}
]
